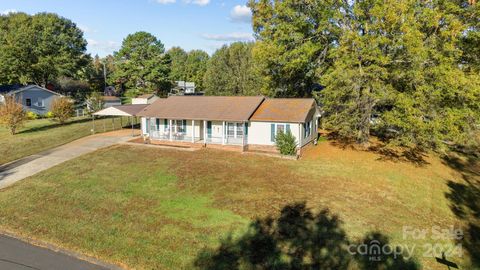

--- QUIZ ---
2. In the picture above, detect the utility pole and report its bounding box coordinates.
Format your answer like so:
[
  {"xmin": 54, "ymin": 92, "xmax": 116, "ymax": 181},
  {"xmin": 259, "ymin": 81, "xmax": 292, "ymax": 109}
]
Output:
[{"xmin": 103, "ymin": 62, "xmax": 107, "ymax": 89}]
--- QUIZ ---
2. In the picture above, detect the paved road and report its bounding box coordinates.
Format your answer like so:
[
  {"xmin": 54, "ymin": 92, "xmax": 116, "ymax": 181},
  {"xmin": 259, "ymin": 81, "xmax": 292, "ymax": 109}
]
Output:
[
  {"xmin": 0, "ymin": 235, "xmax": 111, "ymax": 270},
  {"xmin": 0, "ymin": 130, "xmax": 133, "ymax": 189}
]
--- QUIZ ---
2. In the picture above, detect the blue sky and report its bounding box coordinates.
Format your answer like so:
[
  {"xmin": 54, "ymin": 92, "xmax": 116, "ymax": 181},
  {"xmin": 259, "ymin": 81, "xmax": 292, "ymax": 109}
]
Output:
[{"xmin": 0, "ymin": 0, "xmax": 254, "ymax": 56}]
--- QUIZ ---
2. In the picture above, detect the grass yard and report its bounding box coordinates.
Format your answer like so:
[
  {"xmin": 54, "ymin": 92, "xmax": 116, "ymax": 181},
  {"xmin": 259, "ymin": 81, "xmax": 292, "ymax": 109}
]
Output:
[
  {"xmin": 0, "ymin": 141, "xmax": 477, "ymax": 269},
  {"xmin": 0, "ymin": 116, "xmax": 135, "ymax": 165}
]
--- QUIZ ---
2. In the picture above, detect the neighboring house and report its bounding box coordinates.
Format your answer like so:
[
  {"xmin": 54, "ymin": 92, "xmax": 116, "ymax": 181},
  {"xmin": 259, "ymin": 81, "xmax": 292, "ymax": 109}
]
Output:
[
  {"xmin": 0, "ymin": 84, "xmax": 62, "ymax": 115},
  {"xmin": 104, "ymin": 86, "xmax": 117, "ymax": 96},
  {"xmin": 102, "ymin": 96, "xmax": 122, "ymax": 108},
  {"xmin": 131, "ymin": 93, "xmax": 160, "ymax": 105},
  {"xmin": 170, "ymin": 81, "xmax": 200, "ymax": 96},
  {"xmin": 138, "ymin": 96, "xmax": 320, "ymax": 154}
]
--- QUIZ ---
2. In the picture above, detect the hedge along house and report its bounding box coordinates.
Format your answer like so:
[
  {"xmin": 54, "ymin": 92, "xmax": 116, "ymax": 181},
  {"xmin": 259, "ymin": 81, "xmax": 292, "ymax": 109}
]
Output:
[{"xmin": 137, "ymin": 96, "xmax": 320, "ymax": 153}]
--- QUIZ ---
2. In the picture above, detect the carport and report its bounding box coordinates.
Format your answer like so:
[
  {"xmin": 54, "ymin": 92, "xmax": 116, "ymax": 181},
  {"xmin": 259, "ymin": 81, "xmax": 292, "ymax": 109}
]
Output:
[{"xmin": 93, "ymin": 104, "xmax": 148, "ymax": 136}]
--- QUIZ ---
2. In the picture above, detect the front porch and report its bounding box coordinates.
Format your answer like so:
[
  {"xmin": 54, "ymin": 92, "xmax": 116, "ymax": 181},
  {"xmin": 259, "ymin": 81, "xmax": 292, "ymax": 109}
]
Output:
[{"xmin": 144, "ymin": 118, "xmax": 248, "ymax": 147}]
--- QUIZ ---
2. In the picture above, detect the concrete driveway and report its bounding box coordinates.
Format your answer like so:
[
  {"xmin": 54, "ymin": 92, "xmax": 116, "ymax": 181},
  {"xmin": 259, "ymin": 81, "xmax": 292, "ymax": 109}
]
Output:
[
  {"xmin": 0, "ymin": 235, "xmax": 120, "ymax": 270},
  {"xmin": 0, "ymin": 130, "xmax": 133, "ymax": 189},
  {"xmin": 0, "ymin": 234, "xmax": 114, "ymax": 270}
]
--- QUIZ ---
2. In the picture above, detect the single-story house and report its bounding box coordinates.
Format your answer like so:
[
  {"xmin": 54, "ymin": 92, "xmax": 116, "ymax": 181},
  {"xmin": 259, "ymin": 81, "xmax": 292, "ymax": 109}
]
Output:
[
  {"xmin": 0, "ymin": 84, "xmax": 62, "ymax": 115},
  {"xmin": 102, "ymin": 96, "xmax": 122, "ymax": 108},
  {"xmin": 137, "ymin": 96, "xmax": 320, "ymax": 153},
  {"xmin": 131, "ymin": 93, "xmax": 160, "ymax": 105}
]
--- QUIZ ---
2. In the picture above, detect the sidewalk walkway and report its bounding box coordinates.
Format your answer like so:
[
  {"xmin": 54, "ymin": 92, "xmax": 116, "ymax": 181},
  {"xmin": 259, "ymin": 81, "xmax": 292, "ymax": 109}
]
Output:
[{"xmin": 0, "ymin": 130, "xmax": 133, "ymax": 189}]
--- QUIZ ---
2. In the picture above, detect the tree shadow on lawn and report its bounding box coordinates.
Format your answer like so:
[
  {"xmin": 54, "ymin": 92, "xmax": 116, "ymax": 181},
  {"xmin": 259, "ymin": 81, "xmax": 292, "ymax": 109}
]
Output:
[
  {"xmin": 17, "ymin": 117, "xmax": 93, "ymax": 134},
  {"xmin": 324, "ymin": 131, "xmax": 429, "ymax": 166},
  {"xmin": 444, "ymin": 150, "xmax": 480, "ymax": 268},
  {"xmin": 194, "ymin": 202, "xmax": 419, "ymax": 270}
]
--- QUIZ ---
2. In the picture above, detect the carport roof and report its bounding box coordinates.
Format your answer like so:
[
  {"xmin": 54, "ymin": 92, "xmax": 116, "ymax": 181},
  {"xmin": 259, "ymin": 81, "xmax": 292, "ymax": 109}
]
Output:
[{"xmin": 93, "ymin": 104, "xmax": 149, "ymax": 116}]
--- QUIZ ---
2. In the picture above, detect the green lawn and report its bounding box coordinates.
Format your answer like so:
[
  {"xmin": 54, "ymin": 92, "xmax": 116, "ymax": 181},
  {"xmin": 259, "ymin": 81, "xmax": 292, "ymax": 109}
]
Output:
[
  {"xmin": 0, "ymin": 116, "xmax": 134, "ymax": 165},
  {"xmin": 0, "ymin": 142, "xmax": 476, "ymax": 269}
]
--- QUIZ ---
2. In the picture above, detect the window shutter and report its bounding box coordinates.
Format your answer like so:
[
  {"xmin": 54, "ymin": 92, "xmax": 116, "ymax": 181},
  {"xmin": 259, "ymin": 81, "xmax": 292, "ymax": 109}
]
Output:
[
  {"xmin": 286, "ymin": 124, "xmax": 291, "ymax": 134},
  {"xmin": 245, "ymin": 123, "xmax": 248, "ymax": 135},
  {"xmin": 271, "ymin": 123, "xmax": 275, "ymax": 142},
  {"xmin": 183, "ymin": 120, "xmax": 186, "ymax": 132},
  {"xmin": 164, "ymin": 119, "xmax": 168, "ymax": 129},
  {"xmin": 156, "ymin": 119, "xmax": 160, "ymax": 130}
]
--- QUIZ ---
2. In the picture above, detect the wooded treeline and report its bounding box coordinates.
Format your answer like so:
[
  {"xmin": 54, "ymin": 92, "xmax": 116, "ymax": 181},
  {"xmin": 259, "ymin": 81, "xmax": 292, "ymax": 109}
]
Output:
[{"xmin": 0, "ymin": 1, "xmax": 479, "ymax": 152}]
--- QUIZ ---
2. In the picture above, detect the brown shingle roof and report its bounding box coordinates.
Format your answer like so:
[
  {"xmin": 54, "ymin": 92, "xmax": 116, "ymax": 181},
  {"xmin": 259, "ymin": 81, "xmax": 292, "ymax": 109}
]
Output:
[
  {"xmin": 136, "ymin": 93, "xmax": 155, "ymax": 99},
  {"xmin": 250, "ymin": 98, "xmax": 316, "ymax": 123},
  {"xmin": 138, "ymin": 96, "xmax": 264, "ymax": 121},
  {"xmin": 114, "ymin": 104, "xmax": 149, "ymax": 116},
  {"xmin": 102, "ymin": 96, "xmax": 121, "ymax": 101}
]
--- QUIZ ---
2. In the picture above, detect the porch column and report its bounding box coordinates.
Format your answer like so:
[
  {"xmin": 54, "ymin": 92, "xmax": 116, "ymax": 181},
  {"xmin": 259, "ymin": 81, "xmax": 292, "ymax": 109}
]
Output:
[
  {"xmin": 203, "ymin": 120, "xmax": 207, "ymax": 144},
  {"xmin": 222, "ymin": 121, "xmax": 226, "ymax": 145},
  {"xmin": 242, "ymin": 122, "xmax": 246, "ymax": 147},
  {"xmin": 191, "ymin": 120, "xmax": 195, "ymax": 143},
  {"xmin": 169, "ymin": 119, "xmax": 173, "ymax": 141},
  {"xmin": 131, "ymin": 116, "xmax": 133, "ymax": 137}
]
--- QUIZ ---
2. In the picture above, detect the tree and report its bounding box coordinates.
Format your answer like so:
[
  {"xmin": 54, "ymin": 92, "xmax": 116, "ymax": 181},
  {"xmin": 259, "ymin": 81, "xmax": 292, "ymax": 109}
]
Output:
[
  {"xmin": 110, "ymin": 32, "xmax": 171, "ymax": 97},
  {"xmin": 167, "ymin": 47, "xmax": 188, "ymax": 81},
  {"xmin": 87, "ymin": 54, "xmax": 116, "ymax": 93},
  {"xmin": 51, "ymin": 97, "xmax": 74, "ymax": 124},
  {"xmin": 86, "ymin": 92, "xmax": 105, "ymax": 114},
  {"xmin": 250, "ymin": 0, "xmax": 480, "ymax": 151},
  {"xmin": 167, "ymin": 48, "xmax": 209, "ymax": 91},
  {"xmin": 204, "ymin": 42, "xmax": 262, "ymax": 96},
  {"xmin": 184, "ymin": 50, "xmax": 209, "ymax": 91},
  {"xmin": 0, "ymin": 12, "xmax": 89, "ymax": 86},
  {"xmin": 248, "ymin": 0, "xmax": 342, "ymax": 97},
  {"xmin": 0, "ymin": 95, "xmax": 27, "ymax": 135}
]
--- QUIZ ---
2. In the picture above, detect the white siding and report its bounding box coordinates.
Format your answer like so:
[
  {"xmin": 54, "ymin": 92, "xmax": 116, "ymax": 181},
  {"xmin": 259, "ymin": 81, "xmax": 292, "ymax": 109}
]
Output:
[
  {"xmin": 141, "ymin": 117, "xmax": 148, "ymax": 134},
  {"xmin": 248, "ymin": 121, "xmax": 301, "ymax": 146},
  {"xmin": 186, "ymin": 120, "xmax": 201, "ymax": 138},
  {"xmin": 132, "ymin": 98, "xmax": 148, "ymax": 105},
  {"xmin": 210, "ymin": 121, "xmax": 224, "ymax": 139}
]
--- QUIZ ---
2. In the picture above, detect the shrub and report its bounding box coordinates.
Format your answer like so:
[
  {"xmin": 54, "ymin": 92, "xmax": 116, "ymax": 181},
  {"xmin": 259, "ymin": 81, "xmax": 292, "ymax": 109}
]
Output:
[
  {"xmin": 45, "ymin": 111, "xmax": 54, "ymax": 118},
  {"xmin": 51, "ymin": 97, "xmax": 74, "ymax": 124},
  {"xmin": 0, "ymin": 95, "xmax": 27, "ymax": 135},
  {"xmin": 26, "ymin": 111, "xmax": 38, "ymax": 120},
  {"xmin": 275, "ymin": 131, "xmax": 297, "ymax": 156}
]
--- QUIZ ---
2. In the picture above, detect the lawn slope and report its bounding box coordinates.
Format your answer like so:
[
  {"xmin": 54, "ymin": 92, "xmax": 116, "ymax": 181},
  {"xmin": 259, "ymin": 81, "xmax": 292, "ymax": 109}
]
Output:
[{"xmin": 0, "ymin": 142, "xmax": 475, "ymax": 269}]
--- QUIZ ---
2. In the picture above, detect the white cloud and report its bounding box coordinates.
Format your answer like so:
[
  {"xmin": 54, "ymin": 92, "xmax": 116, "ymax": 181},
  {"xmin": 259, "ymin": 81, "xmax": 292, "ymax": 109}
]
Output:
[
  {"xmin": 201, "ymin": 32, "xmax": 254, "ymax": 42},
  {"xmin": 78, "ymin": 24, "xmax": 97, "ymax": 34},
  {"xmin": 230, "ymin": 5, "xmax": 251, "ymax": 23},
  {"xmin": 1, "ymin": 9, "xmax": 18, "ymax": 15},
  {"xmin": 188, "ymin": 0, "xmax": 210, "ymax": 6},
  {"xmin": 156, "ymin": 0, "xmax": 176, "ymax": 4},
  {"xmin": 87, "ymin": 39, "xmax": 121, "ymax": 55},
  {"xmin": 155, "ymin": 0, "xmax": 210, "ymax": 5}
]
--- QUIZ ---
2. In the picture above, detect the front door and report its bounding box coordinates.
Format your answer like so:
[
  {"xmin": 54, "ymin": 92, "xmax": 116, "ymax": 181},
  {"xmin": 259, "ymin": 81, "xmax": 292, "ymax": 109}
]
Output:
[
  {"xmin": 207, "ymin": 121, "xmax": 212, "ymax": 138},
  {"xmin": 146, "ymin": 118, "xmax": 150, "ymax": 133}
]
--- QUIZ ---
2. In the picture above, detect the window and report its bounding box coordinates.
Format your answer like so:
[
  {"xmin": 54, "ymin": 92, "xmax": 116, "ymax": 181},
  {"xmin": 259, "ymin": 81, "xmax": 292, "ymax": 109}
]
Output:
[
  {"xmin": 227, "ymin": 123, "xmax": 235, "ymax": 137},
  {"xmin": 173, "ymin": 120, "xmax": 186, "ymax": 133},
  {"xmin": 25, "ymin": 98, "xmax": 31, "ymax": 107},
  {"xmin": 226, "ymin": 122, "xmax": 244, "ymax": 138},
  {"xmin": 236, "ymin": 123, "xmax": 243, "ymax": 137},
  {"xmin": 271, "ymin": 123, "xmax": 291, "ymax": 142},
  {"xmin": 276, "ymin": 124, "xmax": 285, "ymax": 135},
  {"xmin": 37, "ymin": 97, "xmax": 44, "ymax": 107},
  {"xmin": 304, "ymin": 121, "xmax": 312, "ymax": 138}
]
